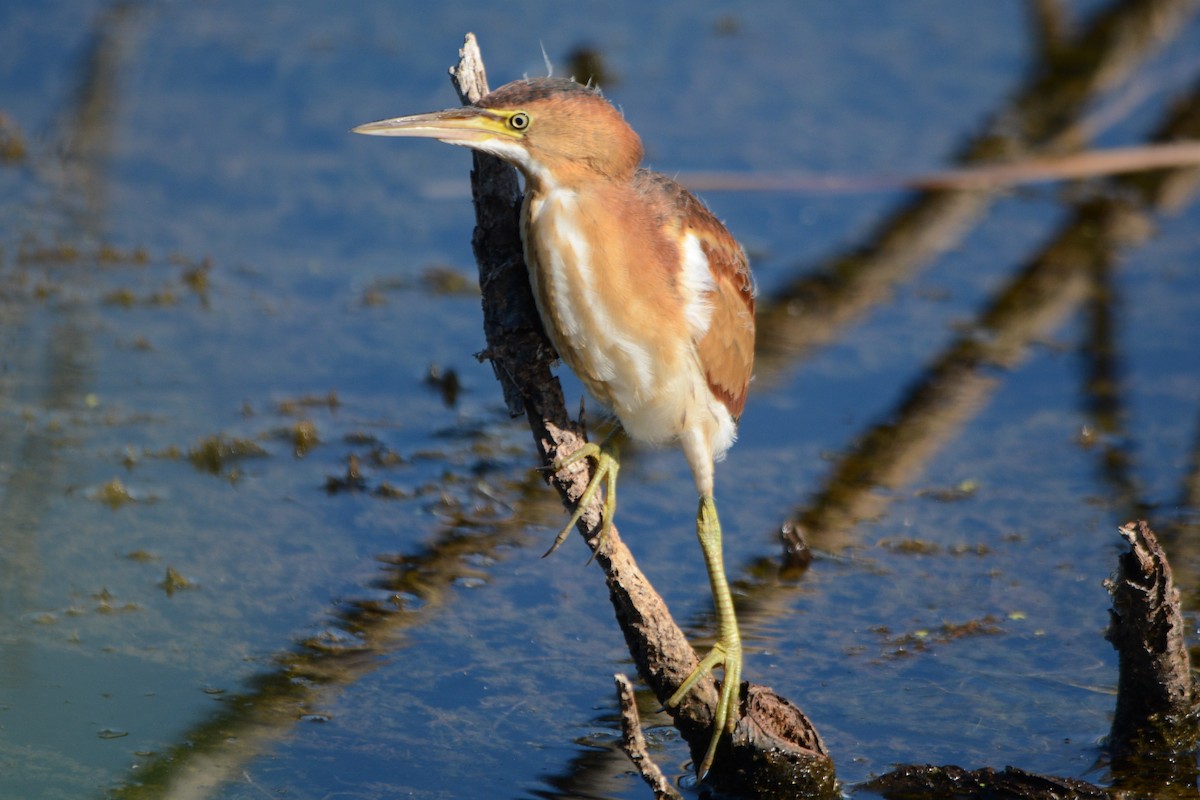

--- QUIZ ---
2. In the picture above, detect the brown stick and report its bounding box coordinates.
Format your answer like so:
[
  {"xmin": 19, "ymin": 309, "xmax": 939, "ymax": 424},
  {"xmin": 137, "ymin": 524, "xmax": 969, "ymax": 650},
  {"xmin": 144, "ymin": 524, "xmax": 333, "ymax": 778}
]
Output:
[
  {"xmin": 615, "ymin": 674, "xmax": 684, "ymax": 800},
  {"xmin": 447, "ymin": 33, "xmax": 834, "ymax": 796}
]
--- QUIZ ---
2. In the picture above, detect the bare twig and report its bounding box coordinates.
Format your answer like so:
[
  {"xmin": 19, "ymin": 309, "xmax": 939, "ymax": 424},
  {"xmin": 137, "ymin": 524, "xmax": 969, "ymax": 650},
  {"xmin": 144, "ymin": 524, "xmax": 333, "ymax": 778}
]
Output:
[{"xmin": 615, "ymin": 674, "xmax": 684, "ymax": 800}]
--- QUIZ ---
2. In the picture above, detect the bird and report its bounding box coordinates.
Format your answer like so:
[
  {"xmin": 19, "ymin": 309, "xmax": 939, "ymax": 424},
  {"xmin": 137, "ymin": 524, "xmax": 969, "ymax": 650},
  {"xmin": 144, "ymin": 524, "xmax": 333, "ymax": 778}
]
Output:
[{"xmin": 354, "ymin": 76, "xmax": 755, "ymax": 777}]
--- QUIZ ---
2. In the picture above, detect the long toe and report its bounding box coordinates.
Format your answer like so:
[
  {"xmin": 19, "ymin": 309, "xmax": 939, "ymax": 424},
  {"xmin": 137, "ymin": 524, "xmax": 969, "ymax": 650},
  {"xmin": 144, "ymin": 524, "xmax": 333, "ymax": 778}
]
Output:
[
  {"xmin": 699, "ymin": 643, "xmax": 741, "ymax": 777},
  {"xmin": 543, "ymin": 437, "xmax": 620, "ymax": 558},
  {"xmin": 665, "ymin": 639, "xmax": 743, "ymax": 778}
]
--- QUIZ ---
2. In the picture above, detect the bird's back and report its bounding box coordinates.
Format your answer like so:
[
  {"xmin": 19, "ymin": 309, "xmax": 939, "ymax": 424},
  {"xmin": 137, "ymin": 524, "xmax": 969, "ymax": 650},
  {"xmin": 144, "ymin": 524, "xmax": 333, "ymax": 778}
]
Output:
[{"xmin": 632, "ymin": 169, "xmax": 756, "ymax": 422}]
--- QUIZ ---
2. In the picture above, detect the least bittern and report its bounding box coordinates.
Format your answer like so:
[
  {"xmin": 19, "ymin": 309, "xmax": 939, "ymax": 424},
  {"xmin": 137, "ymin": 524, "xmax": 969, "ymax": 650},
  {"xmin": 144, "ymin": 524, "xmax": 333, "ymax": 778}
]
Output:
[{"xmin": 355, "ymin": 77, "xmax": 755, "ymax": 776}]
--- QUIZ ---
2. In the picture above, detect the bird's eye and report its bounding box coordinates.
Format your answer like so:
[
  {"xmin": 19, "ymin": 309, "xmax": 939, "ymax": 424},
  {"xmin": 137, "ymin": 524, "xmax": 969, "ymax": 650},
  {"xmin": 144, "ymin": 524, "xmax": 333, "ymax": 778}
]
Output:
[{"xmin": 508, "ymin": 112, "xmax": 530, "ymax": 131}]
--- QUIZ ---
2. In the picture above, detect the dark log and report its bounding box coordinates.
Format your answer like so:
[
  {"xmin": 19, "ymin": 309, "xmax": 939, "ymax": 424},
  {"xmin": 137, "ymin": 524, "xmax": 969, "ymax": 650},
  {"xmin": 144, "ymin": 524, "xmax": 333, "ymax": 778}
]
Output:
[
  {"xmin": 862, "ymin": 764, "xmax": 1108, "ymax": 799},
  {"xmin": 1105, "ymin": 520, "xmax": 1199, "ymax": 786}
]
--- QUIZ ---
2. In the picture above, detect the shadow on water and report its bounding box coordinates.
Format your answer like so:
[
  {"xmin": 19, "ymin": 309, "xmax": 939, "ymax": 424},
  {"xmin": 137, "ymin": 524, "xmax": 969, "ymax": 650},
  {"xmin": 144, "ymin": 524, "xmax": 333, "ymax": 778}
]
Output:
[
  {"xmin": 0, "ymin": 0, "xmax": 136, "ymax": 682},
  {"xmin": 105, "ymin": 477, "xmax": 536, "ymax": 798},
  {"xmin": 2, "ymin": 0, "xmax": 1200, "ymax": 797},
  {"xmin": 757, "ymin": 0, "xmax": 1198, "ymax": 549}
]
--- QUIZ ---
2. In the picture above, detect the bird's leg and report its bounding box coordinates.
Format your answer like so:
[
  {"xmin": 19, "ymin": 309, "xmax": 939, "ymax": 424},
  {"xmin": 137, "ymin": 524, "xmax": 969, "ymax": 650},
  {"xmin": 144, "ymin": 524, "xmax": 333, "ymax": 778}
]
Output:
[
  {"xmin": 543, "ymin": 430, "xmax": 622, "ymax": 559},
  {"xmin": 667, "ymin": 494, "xmax": 742, "ymax": 778}
]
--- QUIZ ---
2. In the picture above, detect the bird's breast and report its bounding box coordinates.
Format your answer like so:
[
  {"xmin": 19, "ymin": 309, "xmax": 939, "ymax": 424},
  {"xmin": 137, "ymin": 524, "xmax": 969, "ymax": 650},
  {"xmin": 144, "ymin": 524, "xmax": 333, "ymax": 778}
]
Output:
[
  {"xmin": 521, "ymin": 187, "xmax": 670, "ymax": 417},
  {"xmin": 520, "ymin": 181, "xmax": 743, "ymax": 458}
]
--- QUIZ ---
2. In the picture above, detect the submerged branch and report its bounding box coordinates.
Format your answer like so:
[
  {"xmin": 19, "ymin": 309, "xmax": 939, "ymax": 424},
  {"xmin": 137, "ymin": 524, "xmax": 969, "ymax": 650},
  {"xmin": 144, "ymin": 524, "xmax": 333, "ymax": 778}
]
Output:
[{"xmin": 753, "ymin": 0, "xmax": 1196, "ymax": 383}]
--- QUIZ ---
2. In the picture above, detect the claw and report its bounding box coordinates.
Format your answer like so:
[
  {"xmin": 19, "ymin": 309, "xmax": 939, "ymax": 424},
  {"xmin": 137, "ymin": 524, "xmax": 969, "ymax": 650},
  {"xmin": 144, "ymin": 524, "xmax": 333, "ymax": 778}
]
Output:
[
  {"xmin": 668, "ymin": 639, "xmax": 743, "ymax": 778},
  {"xmin": 543, "ymin": 434, "xmax": 621, "ymax": 559}
]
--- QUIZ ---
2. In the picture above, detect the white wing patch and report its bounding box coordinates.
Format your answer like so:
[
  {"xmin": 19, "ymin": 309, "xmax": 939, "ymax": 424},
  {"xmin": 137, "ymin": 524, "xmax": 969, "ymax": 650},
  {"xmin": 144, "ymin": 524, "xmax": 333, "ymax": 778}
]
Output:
[
  {"xmin": 678, "ymin": 232, "xmax": 715, "ymax": 339},
  {"xmin": 547, "ymin": 198, "xmax": 593, "ymax": 343}
]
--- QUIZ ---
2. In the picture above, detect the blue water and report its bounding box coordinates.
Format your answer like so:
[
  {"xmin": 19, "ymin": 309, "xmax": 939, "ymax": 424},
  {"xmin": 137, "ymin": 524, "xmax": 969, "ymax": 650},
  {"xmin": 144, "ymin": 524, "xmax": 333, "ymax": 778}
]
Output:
[{"xmin": 2, "ymin": 2, "xmax": 1199, "ymax": 797}]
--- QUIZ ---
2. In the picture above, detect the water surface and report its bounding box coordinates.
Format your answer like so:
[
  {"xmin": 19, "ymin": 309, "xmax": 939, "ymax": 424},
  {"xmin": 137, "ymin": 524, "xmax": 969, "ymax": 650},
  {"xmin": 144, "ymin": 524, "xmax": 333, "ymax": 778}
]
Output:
[{"xmin": 2, "ymin": 1, "xmax": 1199, "ymax": 797}]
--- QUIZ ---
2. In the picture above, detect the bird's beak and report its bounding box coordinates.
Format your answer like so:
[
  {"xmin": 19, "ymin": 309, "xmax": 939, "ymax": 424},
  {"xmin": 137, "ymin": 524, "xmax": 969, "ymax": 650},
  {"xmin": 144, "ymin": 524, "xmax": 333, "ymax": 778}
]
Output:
[{"xmin": 352, "ymin": 107, "xmax": 513, "ymax": 144}]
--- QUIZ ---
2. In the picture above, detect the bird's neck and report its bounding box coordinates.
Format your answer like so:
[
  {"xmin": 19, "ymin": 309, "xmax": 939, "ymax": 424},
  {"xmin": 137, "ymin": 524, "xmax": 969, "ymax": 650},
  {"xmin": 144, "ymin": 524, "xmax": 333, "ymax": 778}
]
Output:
[{"xmin": 518, "ymin": 157, "xmax": 634, "ymax": 199}]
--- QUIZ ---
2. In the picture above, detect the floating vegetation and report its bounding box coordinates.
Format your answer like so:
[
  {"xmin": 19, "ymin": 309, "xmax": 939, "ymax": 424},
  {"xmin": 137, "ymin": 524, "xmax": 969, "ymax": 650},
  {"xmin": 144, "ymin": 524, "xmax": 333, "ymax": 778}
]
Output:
[
  {"xmin": 325, "ymin": 454, "xmax": 367, "ymax": 494},
  {"xmin": 95, "ymin": 244, "xmax": 150, "ymax": 265},
  {"xmin": 870, "ymin": 615, "xmax": 1006, "ymax": 660},
  {"xmin": 360, "ymin": 265, "xmax": 477, "ymax": 306},
  {"xmin": 92, "ymin": 587, "xmax": 139, "ymax": 614},
  {"xmin": 181, "ymin": 258, "xmax": 211, "ymax": 293},
  {"xmin": 89, "ymin": 476, "xmax": 149, "ymax": 509},
  {"xmin": 159, "ymin": 567, "xmax": 193, "ymax": 596},
  {"xmin": 276, "ymin": 391, "xmax": 339, "ymax": 416},
  {"xmin": 360, "ymin": 275, "xmax": 407, "ymax": 306},
  {"xmin": 17, "ymin": 243, "xmax": 81, "ymax": 264},
  {"xmin": 289, "ymin": 419, "xmax": 319, "ymax": 457},
  {"xmin": 102, "ymin": 287, "xmax": 178, "ymax": 308},
  {"xmin": 373, "ymin": 482, "xmax": 408, "ymax": 500},
  {"xmin": 0, "ymin": 112, "xmax": 26, "ymax": 162},
  {"xmin": 16, "ymin": 242, "xmax": 151, "ymax": 267},
  {"xmin": 877, "ymin": 537, "xmax": 990, "ymax": 556},
  {"xmin": 187, "ymin": 434, "xmax": 268, "ymax": 475},
  {"xmin": 363, "ymin": 444, "xmax": 404, "ymax": 468},
  {"xmin": 419, "ymin": 264, "xmax": 476, "ymax": 296},
  {"xmin": 424, "ymin": 363, "xmax": 461, "ymax": 407}
]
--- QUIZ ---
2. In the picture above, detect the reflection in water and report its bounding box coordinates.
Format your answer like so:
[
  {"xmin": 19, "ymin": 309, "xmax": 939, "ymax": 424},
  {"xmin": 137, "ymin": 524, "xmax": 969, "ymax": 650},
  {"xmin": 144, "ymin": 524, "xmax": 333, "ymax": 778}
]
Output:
[
  {"xmin": 0, "ymin": 323, "xmax": 91, "ymax": 689},
  {"xmin": 54, "ymin": 2, "xmax": 140, "ymax": 234},
  {"xmin": 753, "ymin": 0, "xmax": 1198, "ymax": 554},
  {"xmin": 0, "ymin": 2, "xmax": 137, "ymax": 698},
  {"xmin": 106, "ymin": 476, "xmax": 530, "ymax": 799}
]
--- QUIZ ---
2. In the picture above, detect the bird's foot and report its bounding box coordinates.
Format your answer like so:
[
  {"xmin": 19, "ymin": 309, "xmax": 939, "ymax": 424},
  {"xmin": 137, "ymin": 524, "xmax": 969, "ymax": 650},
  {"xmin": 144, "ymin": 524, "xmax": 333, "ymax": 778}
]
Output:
[
  {"xmin": 667, "ymin": 633, "xmax": 743, "ymax": 779},
  {"xmin": 667, "ymin": 495, "xmax": 743, "ymax": 778},
  {"xmin": 542, "ymin": 435, "xmax": 620, "ymax": 560}
]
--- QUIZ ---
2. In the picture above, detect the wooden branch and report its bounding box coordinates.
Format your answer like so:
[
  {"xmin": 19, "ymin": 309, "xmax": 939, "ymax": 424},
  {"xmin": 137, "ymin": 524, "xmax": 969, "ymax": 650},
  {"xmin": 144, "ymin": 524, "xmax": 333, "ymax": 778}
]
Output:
[
  {"xmin": 446, "ymin": 33, "xmax": 834, "ymax": 796},
  {"xmin": 615, "ymin": 674, "xmax": 684, "ymax": 800}
]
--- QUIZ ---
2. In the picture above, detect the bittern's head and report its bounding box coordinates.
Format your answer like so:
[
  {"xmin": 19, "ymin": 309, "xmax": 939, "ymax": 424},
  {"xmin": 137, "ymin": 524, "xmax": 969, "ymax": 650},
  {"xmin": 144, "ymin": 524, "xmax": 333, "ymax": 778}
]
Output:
[{"xmin": 354, "ymin": 77, "xmax": 643, "ymax": 186}]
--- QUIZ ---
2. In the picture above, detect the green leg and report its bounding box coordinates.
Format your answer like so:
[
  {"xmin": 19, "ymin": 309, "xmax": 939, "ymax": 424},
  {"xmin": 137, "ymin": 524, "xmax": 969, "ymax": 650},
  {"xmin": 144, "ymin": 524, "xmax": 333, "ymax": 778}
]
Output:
[
  {"xmin": 543, "ymin": 432, "xmax": 621, "ymax": 559},
  {"xmin": 667, "ymin": 495, "xmax": 742, "ymax": 778}
]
